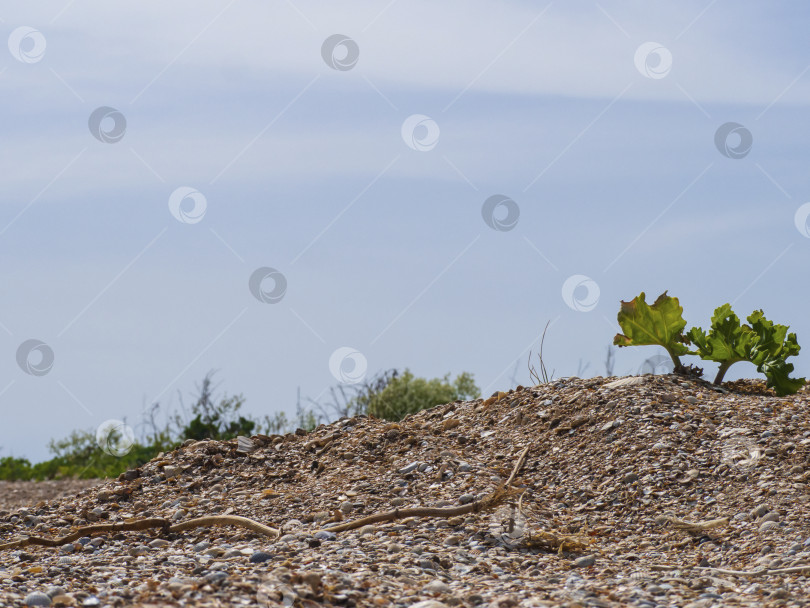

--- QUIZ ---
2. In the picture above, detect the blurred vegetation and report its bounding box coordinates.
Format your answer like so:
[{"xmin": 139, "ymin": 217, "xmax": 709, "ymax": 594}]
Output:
[
  {"xmin": 0, "ymin": 367, "xmax": 479, "ymax": 482},
  {"xmin": 365, "ymin": 370, "xmax": 480, "ymax": 421}
]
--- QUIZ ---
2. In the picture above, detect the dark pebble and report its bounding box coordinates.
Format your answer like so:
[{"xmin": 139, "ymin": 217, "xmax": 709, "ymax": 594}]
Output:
[
  {"xmin": 250, "ymin": 551, "xmax": 273, "ymax": 564},
  {"xmin": 204, "ymin": 571, "xmax": 228, "ymax": 585}
]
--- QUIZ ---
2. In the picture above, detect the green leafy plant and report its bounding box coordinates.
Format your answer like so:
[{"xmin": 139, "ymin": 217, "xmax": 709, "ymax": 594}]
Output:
[
  {"xmin": 364, "ymin": 369, "xmax": 480, "ymax": 421},
  {"xmin": 613, "ymin": 291, "xmax": 691, "ymax": 373},
  {"xmin": 614, "ymin": 292, "xmax": 805, "ymax": 396}
]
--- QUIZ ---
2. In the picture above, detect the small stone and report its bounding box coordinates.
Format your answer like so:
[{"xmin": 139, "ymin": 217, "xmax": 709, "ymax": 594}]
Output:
[
  {"xmin": 623, "ymin": 472, "xmax": 639, "ymax": 484},
  {"xmin": 250, "ymin": 551, "xmax": 273, "ymax": 563},
  {"xmin": 171, "ymin": 508, "xmax": 187, "ymax": 521},
  {"xmin": 458, "ymin": 462, "xmax": 472, "ymax": 472},
  {"xmin": 409, "ymin": 601, "xmax": 449, "ymax": 608},
  {"xmin": 86, "ymin": 507, "xmax": 105, "ymax": 522},
  {"xmin": 149, "ymin": 539, "xmax": 170, "ymax": 549},
  {"xmin": 81, "ymin": 598, "xmax": 100, "ymax": 607},
  {"xmin": 391, "ymin": 497, "xmax": 406, "ymax": 507},
  {"xmin": 444, "ymin": 535, "xmax": 462, "ymax": 546},
  {"xmin": 120, "ymin": 468, "xmax": 140, "ymax": 481},
  {"xmin": 96, "ymin": 490, "xmax": 114, "ymax": 502},
  {"xmin": 572, "ymin": 554, "xmax": 596, "ymax": 568},
  {"xmin": 359, "ymin": 525, "xmax": 376, "ymax": 535},
  {"xmin": 398, "ymin": 461, "xmax": 421, "ymax": 475},
  {"xmin": 458, "ymin": 494, "xmax": 476, "ymax": 505},
  {"xmin": 24, "ymin": 592, "xmax": 52, "ymax": 606},
  {"xmin": 204, "ymin": 571, "xmax": 228, "ymax": 585},
  {"xmin": 315, "ymin": 530, "xmax": 336, "ymax": 541},
  {"xmin": 163, "ymin": 465, "xmax": 181, "ymax": 478},
  {"xmin": 339, "ymin": 501, "xmax": 353, "ymax": 514},
  {"xmin": 761, "ymin": 512, "xmax": 780, "ymax": 523},
  {"xmin": 424, "ymin": 579, "xmax": 451, "ymax": 594},
  {"xmin": 193, "ymin": 541, "xmax": 211, "ymax": 552},
  {"xmin": 751, "ymin": 504, "xmax": 770, "ymax": 519},
  {"xmin": 128, "ymin": 545, "xmax": 149, "ymax": 557}
]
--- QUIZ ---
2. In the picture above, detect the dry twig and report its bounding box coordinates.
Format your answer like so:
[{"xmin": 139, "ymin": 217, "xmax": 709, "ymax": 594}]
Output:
[
  {"xmin": 325, "ymin": 444, "xmax": 530, "ymax": 534},
  {"xmin": 0, "ymin": 515, "xmax": 279, "ymax": 552},
  {"xmin": 655, "ymin": 514, "xmax": 729, "ymax": 535}
]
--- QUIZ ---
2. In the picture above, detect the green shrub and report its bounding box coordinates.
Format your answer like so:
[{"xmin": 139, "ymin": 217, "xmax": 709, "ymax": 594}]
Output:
[
  {"xmin": 364, "ymin": 369, "xmax": 480, "ymax": 421},
  {"xmin": 0, "ymin": 456, "xmax": 33, "ymax": 481}
]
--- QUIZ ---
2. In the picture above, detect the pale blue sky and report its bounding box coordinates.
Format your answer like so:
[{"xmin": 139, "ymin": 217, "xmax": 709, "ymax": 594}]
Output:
[{"xmin": 2, "ymin": 1, "xmax": 809, "ymax": 462}]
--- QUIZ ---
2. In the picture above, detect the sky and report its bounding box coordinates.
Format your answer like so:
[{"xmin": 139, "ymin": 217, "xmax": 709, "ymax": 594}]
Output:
[{"xmin": 1, "ymin": 1, "xmax": 809, "ymax": 463}]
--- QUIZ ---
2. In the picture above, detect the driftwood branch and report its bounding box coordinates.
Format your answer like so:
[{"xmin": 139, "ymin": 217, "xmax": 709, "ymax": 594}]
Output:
[
  {"xmin": 325, "ymin": 444, "xmax": 530, "ymax": 534},
  {"xmin": 655, "ymin": 514, "xmax": 730, "ymax": 535},
  {"xmin": 696, "ymin": 565, "xmax": 810, "ymax": 578},
  {"xmin": 0, "ymin": 515, "xmax": 279, "ymax": 552}
]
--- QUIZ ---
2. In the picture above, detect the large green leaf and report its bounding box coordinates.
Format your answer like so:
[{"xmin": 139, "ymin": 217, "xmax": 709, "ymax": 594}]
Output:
[
  {"xmin": 614, "ymin": 292, "xmax": 691, "ymax": 369},
  {"xmin": 687, "ymin": 304, "xmax": 805, "ymax": 396}
]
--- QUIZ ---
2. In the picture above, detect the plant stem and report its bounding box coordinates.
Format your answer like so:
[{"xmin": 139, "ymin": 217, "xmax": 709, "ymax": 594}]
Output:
[
  {"xmin": 714, "ymin": 362, "xmax": 732, "ymax": 385},
  {"xmin": 667, "ymin": 350, "xmax": 683, "ymax": 373}
]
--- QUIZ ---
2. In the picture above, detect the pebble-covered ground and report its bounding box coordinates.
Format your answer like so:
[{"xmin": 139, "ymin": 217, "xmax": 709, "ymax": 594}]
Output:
[{"xmin": 1, "ymin": 374, "xmax": 809, "ymax": 607}]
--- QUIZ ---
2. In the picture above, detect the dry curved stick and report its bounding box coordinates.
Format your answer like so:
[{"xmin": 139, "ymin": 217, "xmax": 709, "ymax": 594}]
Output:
[
  {"xmin": 505, "ymin": 445, "xmax": 530, "ymax": 487},
  {"xmin": 697, "ymin": 565, "xmax": 810, "ymax": 577},
  {"xmin": 655, "ymin": 514, "xmax": 729, "ymax": 535},
  {"xmin": 0, "ymin": 515, "xmax": 279, "ymax": 552},
  {"xmin": 325, "ymin": 486, "xmax": 521, "ymax": 533},
  {"xmin": 326, "ymin": 444, "xmax": 531, "ymax": 534}
]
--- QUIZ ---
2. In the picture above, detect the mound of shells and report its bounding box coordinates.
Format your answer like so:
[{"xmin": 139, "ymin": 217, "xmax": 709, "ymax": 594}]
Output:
[{"xmin": 1, "ymin": 374, "xmax": 809, "ymax": 607}]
